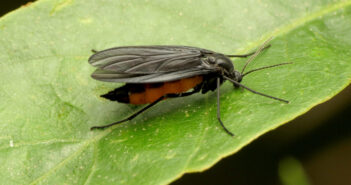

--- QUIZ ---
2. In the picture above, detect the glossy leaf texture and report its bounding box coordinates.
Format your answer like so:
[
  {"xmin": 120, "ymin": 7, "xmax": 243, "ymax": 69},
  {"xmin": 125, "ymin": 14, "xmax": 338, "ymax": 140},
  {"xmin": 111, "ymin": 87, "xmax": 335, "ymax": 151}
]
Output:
[{"xmin": 0, "ymin": 0, "xmax": 350, "ymax": 184}]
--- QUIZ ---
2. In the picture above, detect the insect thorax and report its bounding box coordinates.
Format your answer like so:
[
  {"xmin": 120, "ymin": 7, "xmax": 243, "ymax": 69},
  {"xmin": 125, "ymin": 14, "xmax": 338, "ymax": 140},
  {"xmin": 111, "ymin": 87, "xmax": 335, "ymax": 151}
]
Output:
[{"xmin": 202, "ymin": 54, "xmax": 234, "ymax": 74}]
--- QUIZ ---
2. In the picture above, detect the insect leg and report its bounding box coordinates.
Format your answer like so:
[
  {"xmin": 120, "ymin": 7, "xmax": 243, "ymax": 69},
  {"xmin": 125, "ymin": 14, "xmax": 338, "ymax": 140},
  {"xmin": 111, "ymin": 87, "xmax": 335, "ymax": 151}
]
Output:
[
  {"xmin": 216, "ymin": 78, "xmax": 235, "ymax": 136},
  {"xmin": 90, "ymin": 87, "xmax": 201, "ymax": 130},
  {"xmin": 90, "ymin": 96, "xmax": 164, "ymax": 130}
]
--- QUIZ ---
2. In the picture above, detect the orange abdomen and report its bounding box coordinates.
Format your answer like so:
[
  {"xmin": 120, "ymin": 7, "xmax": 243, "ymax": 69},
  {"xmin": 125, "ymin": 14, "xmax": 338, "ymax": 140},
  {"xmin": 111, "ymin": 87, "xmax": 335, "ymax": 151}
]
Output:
[{"xmin": 129, "ymin": 76, "xmax": 203, "ymax": 104}]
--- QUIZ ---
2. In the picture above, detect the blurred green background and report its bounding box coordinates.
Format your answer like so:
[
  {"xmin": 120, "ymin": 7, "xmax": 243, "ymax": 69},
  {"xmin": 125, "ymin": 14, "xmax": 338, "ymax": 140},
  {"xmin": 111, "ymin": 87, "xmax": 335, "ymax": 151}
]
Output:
[{"xmin": 1, "ymin": 1, "xmax": 350, "ymax": 185}]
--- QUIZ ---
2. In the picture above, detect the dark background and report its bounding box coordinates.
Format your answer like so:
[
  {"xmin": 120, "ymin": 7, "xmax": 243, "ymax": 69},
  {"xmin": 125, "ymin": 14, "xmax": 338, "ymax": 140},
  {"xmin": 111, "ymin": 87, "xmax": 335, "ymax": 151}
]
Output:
[
  {"xmin": 2, "ymin": 2, "xmax": 351, "ymax": 185},
  {"xmin": 0, "ymin": 0, "xmax": 34, "ymax": 17}
]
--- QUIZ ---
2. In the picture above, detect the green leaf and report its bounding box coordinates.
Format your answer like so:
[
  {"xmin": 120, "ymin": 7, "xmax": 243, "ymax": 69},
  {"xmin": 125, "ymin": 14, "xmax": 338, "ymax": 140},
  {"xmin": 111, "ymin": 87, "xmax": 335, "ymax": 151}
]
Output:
[{"xmin": 1, "ymin": 0, "xmax": 350, "ymax": 184}]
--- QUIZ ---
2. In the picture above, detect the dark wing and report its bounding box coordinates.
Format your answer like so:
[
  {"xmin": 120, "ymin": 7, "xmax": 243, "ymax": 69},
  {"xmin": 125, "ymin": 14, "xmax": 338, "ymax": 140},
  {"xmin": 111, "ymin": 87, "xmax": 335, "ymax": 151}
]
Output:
[
  {"xmin": 88, "ymin": 46, "xmax": 218, "ymax": 83},
  {"xmin": 91, "ymin": 68, "xmax": 214, "ymax": 83},
  {"xmin": 88, "ymin": 46, "xmax": 215, "ymax": 74}
]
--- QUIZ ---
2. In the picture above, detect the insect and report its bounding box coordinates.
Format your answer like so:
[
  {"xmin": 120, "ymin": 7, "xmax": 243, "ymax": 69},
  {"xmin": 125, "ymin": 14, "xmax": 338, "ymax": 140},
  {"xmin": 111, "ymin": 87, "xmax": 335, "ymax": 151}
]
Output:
[{"xmin": 88, "ymin": 38, "xmax": 291, "ymax": 136}]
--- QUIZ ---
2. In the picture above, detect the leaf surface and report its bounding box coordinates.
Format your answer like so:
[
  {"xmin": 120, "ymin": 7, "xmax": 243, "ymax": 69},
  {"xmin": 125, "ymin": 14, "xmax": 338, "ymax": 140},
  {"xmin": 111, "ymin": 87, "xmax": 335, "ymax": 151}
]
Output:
[{"xmin": 0, "ymin": 0, "xmax": 350, "ymax": 184}]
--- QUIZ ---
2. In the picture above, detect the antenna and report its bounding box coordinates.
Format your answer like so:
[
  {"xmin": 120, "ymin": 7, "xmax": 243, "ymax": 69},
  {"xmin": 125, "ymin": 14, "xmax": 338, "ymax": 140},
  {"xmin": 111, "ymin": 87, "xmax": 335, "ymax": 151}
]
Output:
[
  {"xmin": 226, "ymin": 44, "xmax": 271, "ymax": 58},
  {"xmin": 242, "ymin": 62, "xmax": 293, "ymax": 77},
  {"xmin": 223, "ymin": 76, "xmax": 289, "ymax": 103},
  {"xmin": 241, "ymin": 37, "xmax": 273, "ymax": 74}
]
